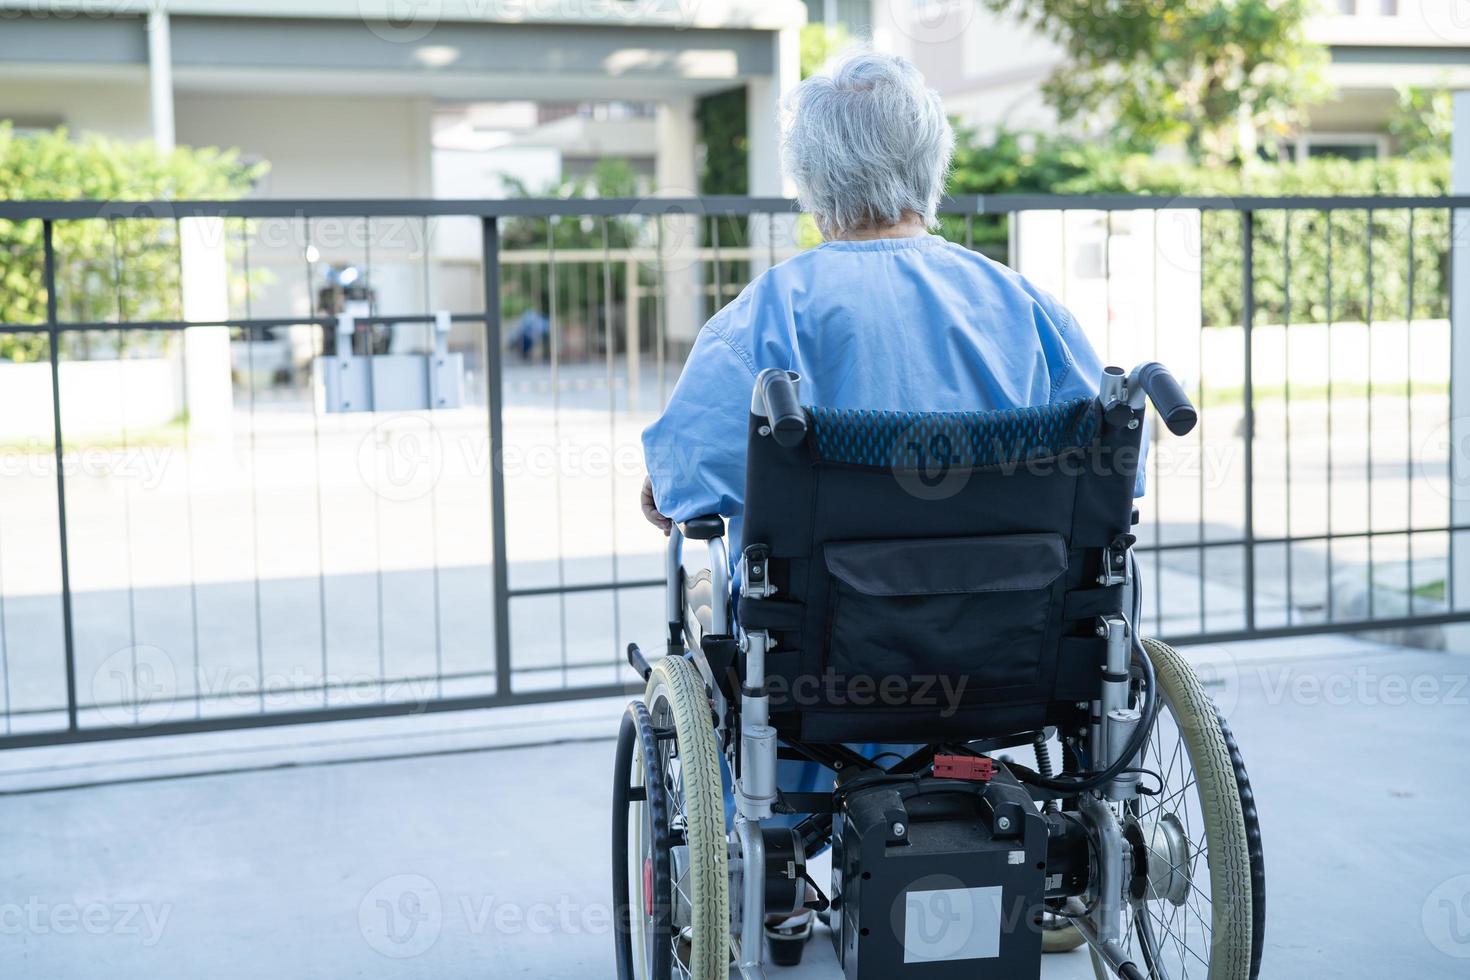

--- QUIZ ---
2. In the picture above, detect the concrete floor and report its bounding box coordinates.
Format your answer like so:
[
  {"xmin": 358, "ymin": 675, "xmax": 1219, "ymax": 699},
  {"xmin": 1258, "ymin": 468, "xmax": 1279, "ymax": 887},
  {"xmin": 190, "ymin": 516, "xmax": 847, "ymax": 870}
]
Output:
[{"xmin": 1, "ymin": 635, "xmax": 1468, "ymax": 979}]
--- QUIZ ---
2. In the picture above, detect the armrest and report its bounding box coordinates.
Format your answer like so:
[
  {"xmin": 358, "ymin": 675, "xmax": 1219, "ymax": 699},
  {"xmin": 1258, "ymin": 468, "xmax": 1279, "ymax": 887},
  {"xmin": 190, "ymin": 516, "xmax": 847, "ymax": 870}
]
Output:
[{"xmin": 680, "ymin": 514, "xmax": 726, "ymax": 541}]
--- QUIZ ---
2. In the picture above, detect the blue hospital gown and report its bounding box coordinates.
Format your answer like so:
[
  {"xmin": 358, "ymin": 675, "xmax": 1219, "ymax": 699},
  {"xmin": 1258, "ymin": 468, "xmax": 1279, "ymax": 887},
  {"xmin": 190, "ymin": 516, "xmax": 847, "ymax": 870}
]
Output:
[{"xmin": 641, "ymin": 233, "xmax": 1146, "ymax": 818}]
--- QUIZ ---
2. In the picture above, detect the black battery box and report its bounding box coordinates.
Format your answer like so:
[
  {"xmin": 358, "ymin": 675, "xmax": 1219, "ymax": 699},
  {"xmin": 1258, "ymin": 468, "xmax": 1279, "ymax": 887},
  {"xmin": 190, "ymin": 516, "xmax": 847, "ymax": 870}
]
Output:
[{"xmin": 830, "ymin": 769, "xmax": 1048, "ymax": 980}]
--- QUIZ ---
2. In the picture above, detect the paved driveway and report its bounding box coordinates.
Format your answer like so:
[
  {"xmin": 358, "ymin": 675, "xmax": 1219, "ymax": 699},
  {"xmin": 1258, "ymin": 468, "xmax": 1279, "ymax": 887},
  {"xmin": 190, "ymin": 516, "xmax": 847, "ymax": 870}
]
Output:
[{"xmin": 0, "ymin": 636, "xmax": 1467, "ymax": 978}]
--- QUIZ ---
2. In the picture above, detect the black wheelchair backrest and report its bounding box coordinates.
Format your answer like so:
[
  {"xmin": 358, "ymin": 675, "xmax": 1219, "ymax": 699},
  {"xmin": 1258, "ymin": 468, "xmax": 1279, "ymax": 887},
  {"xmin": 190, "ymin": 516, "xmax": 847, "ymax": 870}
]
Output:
[{"xmin": 738, "ymin": 375, "xmax": 1148, "ymax": 744}]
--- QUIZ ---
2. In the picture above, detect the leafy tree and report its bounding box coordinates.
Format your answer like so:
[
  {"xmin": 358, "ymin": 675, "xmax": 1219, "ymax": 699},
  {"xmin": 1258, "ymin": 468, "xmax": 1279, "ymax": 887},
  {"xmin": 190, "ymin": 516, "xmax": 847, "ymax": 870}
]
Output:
[
  {"xmin": 982, "ymin": 0, "xmax": 1331, "ymax": 165},
  {"xmin": 694, "ymin": 23, "xmax": 853, "ymax": 198},
  {"xmin": 0, "ymin": 124, "xmax": 264, "ymax": 361},
  {"xmin": 942, "ymin": 126, "xmax": 1135, "ymax": 255},
  {"xmin": 799, "ymin": 21, "xmax": 852, "ymax": 81},
  {"xmin": 1388, "ymin": 83, "xmax": 1452, "ymax": 161}
]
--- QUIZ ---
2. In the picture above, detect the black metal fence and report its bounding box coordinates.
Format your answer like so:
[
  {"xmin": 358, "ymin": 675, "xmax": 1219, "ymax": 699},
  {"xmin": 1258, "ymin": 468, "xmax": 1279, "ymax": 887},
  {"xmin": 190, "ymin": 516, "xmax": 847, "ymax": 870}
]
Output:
[{"xmin": 0, "ymin": 193, "xmax": 1464, "ymax": 748}]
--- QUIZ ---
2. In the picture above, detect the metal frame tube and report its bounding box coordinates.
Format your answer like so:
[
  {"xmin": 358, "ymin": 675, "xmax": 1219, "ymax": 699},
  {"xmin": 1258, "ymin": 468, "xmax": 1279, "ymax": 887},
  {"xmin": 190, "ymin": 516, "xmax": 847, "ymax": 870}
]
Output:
[
  {"xmin": 665, "ymin": 526, "xmax": 684, "ymax": 630},
  {"xmin": 1080, "ymin": 792, "xmax": 1127, "ymax": 948},
  {"xmin": 735, "ymin": 815, "xmax": 768, "ymax": 979},
  {"xmin": 708, "ymin": 538, "xmax": 729, "ymax": 636}
]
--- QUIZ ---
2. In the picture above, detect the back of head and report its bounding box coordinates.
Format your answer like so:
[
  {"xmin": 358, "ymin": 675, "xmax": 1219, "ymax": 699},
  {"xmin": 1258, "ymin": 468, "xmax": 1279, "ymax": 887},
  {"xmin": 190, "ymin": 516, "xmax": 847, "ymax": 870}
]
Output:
[{"xmin": 781, "ymin": 51, "xmax": 955, "ymax": 237}]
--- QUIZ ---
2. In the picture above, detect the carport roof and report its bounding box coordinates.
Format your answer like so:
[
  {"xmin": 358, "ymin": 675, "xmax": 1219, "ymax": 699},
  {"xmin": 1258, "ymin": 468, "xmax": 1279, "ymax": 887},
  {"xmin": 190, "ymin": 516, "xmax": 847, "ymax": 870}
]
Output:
[{"xmin": 0, "ymin": 0, "xmax": 805, "ymax": 101}]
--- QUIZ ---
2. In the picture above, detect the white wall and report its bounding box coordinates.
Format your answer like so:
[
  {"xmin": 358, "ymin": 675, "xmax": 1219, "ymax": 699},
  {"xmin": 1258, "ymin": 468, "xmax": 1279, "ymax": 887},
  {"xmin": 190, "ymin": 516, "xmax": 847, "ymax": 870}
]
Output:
[
  {"xmin": 871, "ymin": 0, "xmax": 1060, "ymax": 131},
  {"xmin": 0, "ymin": 75, "xmax": 152, "ymax": 140},
  {"xmin": 175, "ymin": 92, "xmax": 432, "ymax": 199},
  {"xmin": 172, "ymin": 93, "xmax": 436, "ymax": 322}
]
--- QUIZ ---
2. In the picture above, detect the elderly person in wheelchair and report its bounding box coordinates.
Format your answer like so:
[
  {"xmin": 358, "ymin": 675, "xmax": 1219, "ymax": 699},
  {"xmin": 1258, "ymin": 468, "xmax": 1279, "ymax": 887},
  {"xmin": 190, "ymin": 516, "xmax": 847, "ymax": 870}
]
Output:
[{"xmin": 615, "ymin": 52, "xmax": 1262, "ymax": 980}]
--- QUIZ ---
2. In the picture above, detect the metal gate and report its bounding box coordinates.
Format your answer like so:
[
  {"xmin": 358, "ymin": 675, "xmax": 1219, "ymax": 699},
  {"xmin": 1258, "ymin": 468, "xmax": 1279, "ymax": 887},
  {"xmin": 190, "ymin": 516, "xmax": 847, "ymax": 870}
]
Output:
[{"xmin": 0, "ymin": 194, "xmax": 1464, "ymax": 747}]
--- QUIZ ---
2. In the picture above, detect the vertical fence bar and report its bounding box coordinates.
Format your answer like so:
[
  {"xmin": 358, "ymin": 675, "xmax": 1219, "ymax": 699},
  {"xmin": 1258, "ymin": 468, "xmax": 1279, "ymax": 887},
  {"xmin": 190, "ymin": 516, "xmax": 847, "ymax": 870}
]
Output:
[
  {"xmin": 177, "ymin": 219, "xmax": 203, "ymax": 718},
  {"xmin": 1197, "ymin": 212, "xmax": 1208, "ymax": 633},
  {"xmin": 602, "ymin": 217, "xmax": 622, "ymax": 674},
  {"xmin": 302, "ymin": 218, "xmax": 331, "ymax": 707},
  {"xmin": 655, "ymin": 216, "xmax": 667, "ymax": 404},
  {"xmin": 547, "ymin": 220, "xmax": 570, "ymax": 687},
  {"xmin": 109, "ymin": 220, "xmax": 140, "ymax": 720},
  {"xmin": 1405, "ymin": 208, "xmax": 1416, "ymax": 613},
  {"xmin": 1366, "ymin": 209, "xmax": 1376, "ymax": 618},
  {"xmin": 1240, "ymin": 209, "xmax": 1257, "ymax": 632},
  {"xmin": 44, "ymin": 220, "xmax": 79, "ymax": 731},
  {"xmin": 483, "ymin": 217, "xmax": 513, "ymax": 697},
  {"xmin": 244, "ymin": 220, "xmax": 267, "ymax": 711},
  {"xmin": 364, "ymin": 216, "xmax": 387, "ymax": 696},
  {"xmin": 1283, "ymin": 211, "xmax": 1294, "ymax": 626},
  {"xmin": 1151, "ymin": 209, "xmax": 1163, "ymax": 635},
  {"xmin": 1103, "ymin": 210, "xmax": 1113, "ymax": 357},
  {"xmin": 1325, "ymin": 212, "xmax": 1336, "ymax": 623},
  {"xmin": 711, "ymin": 215, "xmax": 724, "ymax": 313}
]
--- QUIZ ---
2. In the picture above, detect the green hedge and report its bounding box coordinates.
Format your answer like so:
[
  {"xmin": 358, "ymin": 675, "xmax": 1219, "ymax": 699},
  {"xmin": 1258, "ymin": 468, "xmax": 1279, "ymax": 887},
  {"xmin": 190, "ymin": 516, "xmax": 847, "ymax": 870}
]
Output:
[
  {"xmin": 0, "ymin": 125, "xmax": 264, "ymax": 361},
  {"xmin": 945, "ymin": 128, "xmax": 1451, "ymax": 327}
]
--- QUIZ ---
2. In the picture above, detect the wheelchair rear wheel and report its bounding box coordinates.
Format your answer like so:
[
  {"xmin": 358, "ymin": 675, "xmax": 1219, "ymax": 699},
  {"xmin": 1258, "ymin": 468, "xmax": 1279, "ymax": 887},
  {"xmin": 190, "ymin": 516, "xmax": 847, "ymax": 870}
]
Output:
[
  {"xmin": 628, "ymin": 656, "xmax": 729, "ymax": 980},
  {"xmin": 1090, "ymin": 637, "xmax": 1259, "ymax": 980}
]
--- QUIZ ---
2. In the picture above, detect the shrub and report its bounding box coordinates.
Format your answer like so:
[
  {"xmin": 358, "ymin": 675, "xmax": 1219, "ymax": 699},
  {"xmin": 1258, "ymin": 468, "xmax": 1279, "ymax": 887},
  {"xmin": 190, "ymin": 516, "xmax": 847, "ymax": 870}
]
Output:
[
  {"xmin": 0, "ymin": 124, "xmax": 264, "ymax": 360},
  {"xmin": 946, "ymin": 127, "xmax": 1451, "ymax": 326}
]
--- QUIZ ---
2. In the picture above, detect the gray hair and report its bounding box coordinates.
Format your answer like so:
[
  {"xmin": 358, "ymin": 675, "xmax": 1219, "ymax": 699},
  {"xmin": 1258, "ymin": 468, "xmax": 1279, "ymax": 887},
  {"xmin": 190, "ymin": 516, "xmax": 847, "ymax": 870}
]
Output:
[{"xmin": 781, "ymin": 51, "xmax": 954, "ymax": 236}]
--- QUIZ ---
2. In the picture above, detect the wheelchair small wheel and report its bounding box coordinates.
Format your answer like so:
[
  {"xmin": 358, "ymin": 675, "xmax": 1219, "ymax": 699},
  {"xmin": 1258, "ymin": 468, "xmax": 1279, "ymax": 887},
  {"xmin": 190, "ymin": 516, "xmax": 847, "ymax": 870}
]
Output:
[
  {"xmin": 1092, "ymin": 637, "xmax": 1257, "ymax": 980},
  {"xmin": 638, "ymin": 656, "xmax": 729, "ymax": 980}
]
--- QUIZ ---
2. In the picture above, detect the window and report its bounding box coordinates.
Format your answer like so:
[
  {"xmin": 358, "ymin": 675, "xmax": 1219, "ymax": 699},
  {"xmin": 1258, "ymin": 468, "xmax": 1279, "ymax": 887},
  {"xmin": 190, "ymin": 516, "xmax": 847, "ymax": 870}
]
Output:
[
  {"xmin": 1302, "ymin": 135, "xmax": 1386, "ymax": 161},
  {"xmin": 804, "ymin": 0, "xmax": 871, "ymax": 34}
]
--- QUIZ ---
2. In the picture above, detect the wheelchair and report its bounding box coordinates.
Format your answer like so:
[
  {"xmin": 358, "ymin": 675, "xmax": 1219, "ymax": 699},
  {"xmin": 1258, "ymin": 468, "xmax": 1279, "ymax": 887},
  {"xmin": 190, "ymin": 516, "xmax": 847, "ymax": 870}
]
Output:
[{"xmin": 613, "ymin": 364, "xmax": 1264, "ymax": 980}]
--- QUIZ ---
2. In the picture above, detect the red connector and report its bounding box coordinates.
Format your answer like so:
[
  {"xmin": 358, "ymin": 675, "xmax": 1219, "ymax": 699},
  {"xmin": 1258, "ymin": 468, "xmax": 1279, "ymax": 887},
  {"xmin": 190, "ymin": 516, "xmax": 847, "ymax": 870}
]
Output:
[{"xmin": 932, "ymin": 754, "xmax": 995, "ymax": 782}]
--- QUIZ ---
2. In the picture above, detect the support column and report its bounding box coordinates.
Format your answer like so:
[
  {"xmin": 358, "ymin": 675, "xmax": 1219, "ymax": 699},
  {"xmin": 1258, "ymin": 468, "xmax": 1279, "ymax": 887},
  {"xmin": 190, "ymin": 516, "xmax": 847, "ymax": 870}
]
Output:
[
  {"xmin": 179, "ymin": 218, "xmax": 234, "ymax": 442},
  {"xmin": 146, "ymin": 9, "xmax": 175, "ymax": 154},
  {"xmin": 655, "ymin": 96, "xmax": 702, "ymax": 351},
  {"xmin": 747, "ymin": 26, "xmax": 801, "ymax": 275},
  {"xmin": 1449, "ymin": 91, "xmax": 1470, "ymax": 639}
]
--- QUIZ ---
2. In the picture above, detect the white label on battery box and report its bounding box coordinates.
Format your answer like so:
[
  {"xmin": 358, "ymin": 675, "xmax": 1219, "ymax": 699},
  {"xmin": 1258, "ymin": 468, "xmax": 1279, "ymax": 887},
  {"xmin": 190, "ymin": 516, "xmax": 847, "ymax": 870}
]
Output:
[{"xmin": 901, "ymin": 885, "xmax": 1003, "ymax": 963}]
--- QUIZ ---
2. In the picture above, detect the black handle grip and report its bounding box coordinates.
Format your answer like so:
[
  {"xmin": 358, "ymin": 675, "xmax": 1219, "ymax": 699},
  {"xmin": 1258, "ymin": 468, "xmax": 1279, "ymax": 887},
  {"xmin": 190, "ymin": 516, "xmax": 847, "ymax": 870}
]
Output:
[
  {"xmin": 1136, "ymin": 362, "xmax": 1197, "ymax": 436},
  {"xmin": 626, "ymin": 642, "xmax": 652, "ymax": 681},
  {"xmin": 757, "ymin": 368, "xmax": 807, "ymax": 448}
]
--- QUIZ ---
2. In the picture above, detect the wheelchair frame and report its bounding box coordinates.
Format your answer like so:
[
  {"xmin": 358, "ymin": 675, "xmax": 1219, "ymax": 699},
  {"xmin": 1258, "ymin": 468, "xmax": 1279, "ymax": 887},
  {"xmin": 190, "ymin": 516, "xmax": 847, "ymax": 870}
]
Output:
[{"xmin": 624, "ymin": 363, "xmax": 1258, "ymax": 980}]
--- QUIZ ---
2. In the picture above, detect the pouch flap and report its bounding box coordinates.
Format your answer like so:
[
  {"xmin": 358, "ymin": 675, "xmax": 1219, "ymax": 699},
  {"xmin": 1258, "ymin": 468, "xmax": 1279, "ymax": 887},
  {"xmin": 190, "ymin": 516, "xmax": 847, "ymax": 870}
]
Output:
[{"xmin": 823, "ymin": 533, "xmax": 1067, "ymax": 597}]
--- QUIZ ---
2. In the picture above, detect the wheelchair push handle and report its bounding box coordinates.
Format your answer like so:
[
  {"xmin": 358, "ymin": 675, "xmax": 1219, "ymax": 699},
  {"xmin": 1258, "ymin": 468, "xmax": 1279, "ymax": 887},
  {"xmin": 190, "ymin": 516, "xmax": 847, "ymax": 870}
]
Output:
[
  {"xmin": 755, "ymin": 368, "xmax": 807, "ymax": 448},
  {"xmin": 1134, "ymin": 362, "xmax": 1198, "ymax": 436}
]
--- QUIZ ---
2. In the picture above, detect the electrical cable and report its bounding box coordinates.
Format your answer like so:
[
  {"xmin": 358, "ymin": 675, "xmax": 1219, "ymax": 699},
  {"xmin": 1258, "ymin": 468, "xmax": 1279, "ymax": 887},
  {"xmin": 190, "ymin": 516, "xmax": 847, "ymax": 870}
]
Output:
[{"xmin": 1010, "ymin": 552, "xmax": 1159, "ymax": 794}]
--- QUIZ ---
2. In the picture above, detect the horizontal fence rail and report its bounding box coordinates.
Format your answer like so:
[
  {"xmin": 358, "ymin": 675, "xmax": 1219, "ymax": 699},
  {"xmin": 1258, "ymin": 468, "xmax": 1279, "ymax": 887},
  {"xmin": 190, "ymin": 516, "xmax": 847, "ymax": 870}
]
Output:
[{"xmin": 0, "ymin": 194, "xmax": 1465, "ymax": 747}]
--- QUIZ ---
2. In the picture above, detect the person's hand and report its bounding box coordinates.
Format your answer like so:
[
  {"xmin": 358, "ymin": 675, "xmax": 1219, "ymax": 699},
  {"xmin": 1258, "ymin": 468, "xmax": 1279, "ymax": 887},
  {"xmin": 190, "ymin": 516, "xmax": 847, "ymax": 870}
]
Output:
[{"xmin": 641, "ymin": 476, "xmax": 672, "ymax": 535}]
